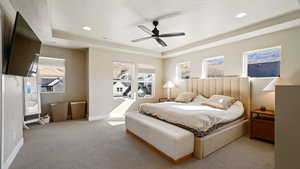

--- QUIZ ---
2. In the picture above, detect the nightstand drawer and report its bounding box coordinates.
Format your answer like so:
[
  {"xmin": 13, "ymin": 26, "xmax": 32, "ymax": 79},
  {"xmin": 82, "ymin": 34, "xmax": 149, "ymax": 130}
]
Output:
[{"xmin": 252, "ymin": 118, "xmax": 274, "ymax": 142}]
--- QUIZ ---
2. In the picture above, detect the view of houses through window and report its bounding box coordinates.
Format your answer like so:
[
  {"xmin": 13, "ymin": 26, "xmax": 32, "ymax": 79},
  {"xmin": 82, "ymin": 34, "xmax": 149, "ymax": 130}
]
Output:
[
  {"xmin": 112, "ymin": 62, "xmax": 134, "ymax": 98},
  {"xmin": 244, "ymin": 46, "xmax": 281, "ymax": 77},
  {"xmin": 203, "ymin": 56, "xmax": 224, "ymax": 78},
  {"xmin": 112, "ymin": 62, "xmax": 155, "ymax": 99},
  {"xmin": 138, "ymin": 73, "xmax": 154, "ymax": 98},
  {"xmin": 38, "ymin": 57, "xmax": 65, "ymax": 93},
  {"xmin": 176, "ymin": 62, "xmax": 191, "ymax": 80}
]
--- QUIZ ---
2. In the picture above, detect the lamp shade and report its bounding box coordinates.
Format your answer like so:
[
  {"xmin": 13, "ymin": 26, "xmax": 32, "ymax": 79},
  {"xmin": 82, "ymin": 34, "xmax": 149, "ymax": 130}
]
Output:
[
  {"xmin": 263, "ymin": 77, "xmax": 290, "ymax": 92},
  {"xmin": 163, "ymin": 81, "xmax": 175, "ymax": 89},
  {"xmin": 263, "ymin": 78, "xmax": 278, "ymax": 92}
]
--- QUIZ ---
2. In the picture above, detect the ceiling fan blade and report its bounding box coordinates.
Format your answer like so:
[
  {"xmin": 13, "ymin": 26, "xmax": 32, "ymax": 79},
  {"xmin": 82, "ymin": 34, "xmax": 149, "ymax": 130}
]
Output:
[
  {"xmin": 131, "ymin": 36, "xmax": 153, "ymax": 42},
  {"xmin": 155, "ymin": 38, "xmax": 167, "ymax": 47},
  {"xmin": 153, "ymin": 11, "xmax": 183, "ymax": 21},
  {"xmin": 159, "ymin": 32, "xmax": 185, "ymax": 37},
  {"xmin": 137, "ymin": 25, "xmax": 153, "ymax": 35}
]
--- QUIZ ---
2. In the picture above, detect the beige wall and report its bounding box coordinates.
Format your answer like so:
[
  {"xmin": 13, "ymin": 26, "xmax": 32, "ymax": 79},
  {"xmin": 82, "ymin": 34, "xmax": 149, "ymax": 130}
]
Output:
[
  {"xmin": 39, "ymin": 45, "xmax": 87, "ymax": 114},
  {"xmin": 163, "ymin": 26, "xmax": 300, "ymax": 110},
  {"xmin": 0, "ymin": 0, "xmax": 51, "ymax": 57},
  {"xmin": 88, "ymin": 47, "xmax": 163, "ymax": 120},
  {"xmin": 9, "ymin": 0, "xmax": 51, "ymax": 41}
]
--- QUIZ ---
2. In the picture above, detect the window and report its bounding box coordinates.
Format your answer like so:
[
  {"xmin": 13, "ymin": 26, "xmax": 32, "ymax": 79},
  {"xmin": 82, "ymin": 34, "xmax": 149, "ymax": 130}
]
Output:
[
  {"xmin": 112, "ymin": 62, "xmax": 134, "ymax": 98},
  {"xmin": 116, "ymin": 87, "xmax": 123, "ymax": 92},
  {"xmin": 176, "ymin": 62, "xmax": 191, "ymax": 80},
  {"xmin": 137, "ymin": 64, "xmax": 155, "ymax": 98},
  {"xmin": 38, "ymin": 57, "xmax": 65, "ymax": 93},
  {"xmin": 202, "ymin": 56, "xmax": 224, "ymax": 78},
  {"xmin": 243, "ymin": 46, "xmax": 281, "ymax": 78},
  {"xmin": 137, "ymin": 73, "xmax": 155, "ymax": 98}
]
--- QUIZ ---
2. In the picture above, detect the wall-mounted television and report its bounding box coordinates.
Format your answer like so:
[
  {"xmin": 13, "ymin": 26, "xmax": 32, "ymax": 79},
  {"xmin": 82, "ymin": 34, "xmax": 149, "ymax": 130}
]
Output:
[{"xmin": 3, "ymin": 12, "xmax": 41, "ymax": 77}]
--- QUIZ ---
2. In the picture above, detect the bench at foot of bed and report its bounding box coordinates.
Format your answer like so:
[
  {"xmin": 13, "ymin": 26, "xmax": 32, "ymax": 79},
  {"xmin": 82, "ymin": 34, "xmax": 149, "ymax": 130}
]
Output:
[
  {"xmin": 125, "ymin": 111, "xmax": 194, "ymax": 164},
  {"xmin": 125, "ymin": 111, "xmax": 248, "ymax": 163},
  {"xmin": 126, "ymin": 130, "xmax": 193, "ymax": 164}
]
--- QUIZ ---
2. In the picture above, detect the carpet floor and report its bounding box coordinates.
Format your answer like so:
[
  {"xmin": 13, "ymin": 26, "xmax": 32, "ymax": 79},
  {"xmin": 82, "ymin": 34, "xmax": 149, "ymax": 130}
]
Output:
[{"xmin": 10, "ymin": 120, "xmax": 274, "ymax": 169}]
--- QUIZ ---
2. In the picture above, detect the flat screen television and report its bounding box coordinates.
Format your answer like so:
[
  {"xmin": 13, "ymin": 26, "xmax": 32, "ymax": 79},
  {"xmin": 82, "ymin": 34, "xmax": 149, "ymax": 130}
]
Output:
[{"xmin": 3, "ymin": 12, "xmax": 41, "ymax": 76}]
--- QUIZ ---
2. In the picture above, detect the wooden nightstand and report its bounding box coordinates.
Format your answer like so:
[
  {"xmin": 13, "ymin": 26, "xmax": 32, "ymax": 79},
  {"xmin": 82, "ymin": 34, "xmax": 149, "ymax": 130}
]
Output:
[
  {"xmin": 250, "ymin": 109, "xmax": 275, "ymax": 143},
  {"xmin": 159, "ymin": 98, "xmax": 175, "ymax": 102}
]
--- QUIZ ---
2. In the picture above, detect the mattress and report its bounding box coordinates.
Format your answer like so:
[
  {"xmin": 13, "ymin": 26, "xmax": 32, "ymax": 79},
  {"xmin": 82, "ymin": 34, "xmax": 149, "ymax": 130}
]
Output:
[
  {"xmin": 139, "ymin": 101, "xmax": 245, "ymax": 137},
  {"xmin": 207, "ymin": 117, "xmax": 246, "ymax": 136}
]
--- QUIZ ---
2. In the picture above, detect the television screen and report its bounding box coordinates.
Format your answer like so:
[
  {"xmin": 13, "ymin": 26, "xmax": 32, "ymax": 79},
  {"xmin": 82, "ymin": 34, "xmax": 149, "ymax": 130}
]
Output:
[{"xmin": 3, "ymin": 12, "xmax": 41, "ymax": 76}]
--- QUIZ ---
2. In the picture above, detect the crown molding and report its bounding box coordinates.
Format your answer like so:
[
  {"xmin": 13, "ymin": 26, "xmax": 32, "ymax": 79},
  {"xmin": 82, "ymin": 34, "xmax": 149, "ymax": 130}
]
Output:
[
  {"xmin": 162, "ymin": 9, "xmax": 300, "ymax": 58},
  {"xmin": 52, "ymin": 29, "xmax": 161, "ymax": 57}
]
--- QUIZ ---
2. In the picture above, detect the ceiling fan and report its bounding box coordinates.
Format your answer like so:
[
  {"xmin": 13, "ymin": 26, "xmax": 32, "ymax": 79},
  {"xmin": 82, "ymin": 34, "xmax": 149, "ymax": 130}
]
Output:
[{"xmin": 131, "ymin": 20, "xmax": 185, "ymax": 47}]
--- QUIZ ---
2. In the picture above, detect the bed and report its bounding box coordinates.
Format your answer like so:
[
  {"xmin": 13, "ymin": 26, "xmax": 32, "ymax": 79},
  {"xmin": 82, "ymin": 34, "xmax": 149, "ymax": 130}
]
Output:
[
  {"xmin": 139, "ymin": 100, "xmax": 245, "ymax": 137},
  {"xmin": 126, "ymin": 77, "xmax": 250, "ymax": 162}
]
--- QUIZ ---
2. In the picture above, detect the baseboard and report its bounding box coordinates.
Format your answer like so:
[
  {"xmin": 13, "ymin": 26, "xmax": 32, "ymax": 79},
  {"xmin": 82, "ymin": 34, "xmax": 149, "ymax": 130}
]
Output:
[
  {"xmin": 88, "ymin": 114, "xmax": 109, "ymax": 121},
  {"xmin": 3, "ymin": 137, "xmax": 24, "ymax": 169}
]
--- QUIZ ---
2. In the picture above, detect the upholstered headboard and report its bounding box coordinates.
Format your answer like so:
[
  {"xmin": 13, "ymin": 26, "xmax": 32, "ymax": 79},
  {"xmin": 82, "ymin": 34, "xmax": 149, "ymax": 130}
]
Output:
[{"xmin": 185, "ymin": 77, "xmax": 251, "ymax": 118}]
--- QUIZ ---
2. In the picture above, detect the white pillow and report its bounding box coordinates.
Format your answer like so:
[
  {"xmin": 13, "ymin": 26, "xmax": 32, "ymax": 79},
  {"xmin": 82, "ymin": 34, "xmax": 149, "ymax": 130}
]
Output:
[
  {"xmin": 192, "ymin": 95, "xmax": 208, "ymax": 104},
  {"xmin": 203, "ymin": 95, "xmax": 237, "ymax": 110},
  {"xmin": 226, "ymin": 101, "xmax": 244, "ymax": 119},
  {"xmin": 175, "ymin": 92, "xmax": 195, "ymax": 103}
]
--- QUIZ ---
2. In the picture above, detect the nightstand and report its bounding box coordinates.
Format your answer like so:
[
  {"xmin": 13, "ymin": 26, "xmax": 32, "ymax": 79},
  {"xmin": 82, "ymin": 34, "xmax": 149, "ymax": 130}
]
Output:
[
  {"xmin": 159, "ymin": 98, "xmax": 175, "ymax": 102},
  {"xmin": 250, "ymin": 109, "xmax": 275, "ymax": 143}
]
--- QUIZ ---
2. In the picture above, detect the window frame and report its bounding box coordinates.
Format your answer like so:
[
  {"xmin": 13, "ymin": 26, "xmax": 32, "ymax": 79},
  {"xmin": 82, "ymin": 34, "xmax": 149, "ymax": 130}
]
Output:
[
  {"xmin": 38, "ymin": 56, "xmax": 66, "ymax": 94},
  {"xmin": 112, "ymin": 61, "xmax": 157, "ymax": 100},
  {"xmin": 242, "ymin": 46, "xmax": 281, "ymax": 78},
  {"xmin": 137, "ymin": 72, "xmax": 155, "ymax": 99},
  {"xmin": 176, "ymin": 61, "xmax": 191, "ymax": 81},
  {"xmin": 202, "ymin": 56, "xmax": 225, "ymax": 78}
]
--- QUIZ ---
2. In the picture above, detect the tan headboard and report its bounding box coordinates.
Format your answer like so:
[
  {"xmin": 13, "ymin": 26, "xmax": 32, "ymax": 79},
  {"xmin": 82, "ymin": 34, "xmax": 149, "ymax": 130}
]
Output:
[{"xmin": 185, "ymin": 77, "xmax": 251, "ymax": 118}]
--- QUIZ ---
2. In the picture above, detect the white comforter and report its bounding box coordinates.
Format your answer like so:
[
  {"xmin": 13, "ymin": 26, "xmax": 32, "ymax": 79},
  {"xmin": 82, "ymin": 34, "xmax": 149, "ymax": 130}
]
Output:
[{"xmin": 139, "ymin": 101, "xmax": 244, "ymax": 132}]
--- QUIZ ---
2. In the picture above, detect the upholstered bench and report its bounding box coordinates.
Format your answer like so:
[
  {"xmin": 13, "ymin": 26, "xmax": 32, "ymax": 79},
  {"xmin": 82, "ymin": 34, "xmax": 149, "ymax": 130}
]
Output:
[{"xmin": 125, "ymin": 111, "xmax": 194, "ymax": 163}]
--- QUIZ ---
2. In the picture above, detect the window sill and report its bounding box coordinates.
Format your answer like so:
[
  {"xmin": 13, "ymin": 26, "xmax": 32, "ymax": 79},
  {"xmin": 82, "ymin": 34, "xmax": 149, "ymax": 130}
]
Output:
[
  {"xmin": 249, "ymin": 77, "xmax": 278, "ymax": 80},
  {"xmin": 40, "ymin": 92, "xmax": 65, "ymax": 94},
  {"xmin": 113, "ymin": 97, "xmax": 133, "ymax": 101},
  {"xmin": 137, "ymin": 97, "xmax": 155, "ymax": 100},
  {"xmin": 112, "ymin": 97, "xmax": 155, "ymax": 101},
  {"xmin": 176, "ymin": 79, "xmax": 190, "ymax": 82}
]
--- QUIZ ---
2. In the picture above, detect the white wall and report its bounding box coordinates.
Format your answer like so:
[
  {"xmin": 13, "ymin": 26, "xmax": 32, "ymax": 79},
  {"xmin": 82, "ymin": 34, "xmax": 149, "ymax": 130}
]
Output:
[
  {"xmin": 88, "ymin": 47, "xmax": 163, "ymax": 120},
  {"xmin": 163, "ymin": 26, "xmax": 300, "ymax": 110},
  {"xmin": 39, "ymin": 45, "xmax": 87, "ymax": 115},
  {"xmin": 2, "ymin": 75, "xmax": 23, "ymax": 169}
]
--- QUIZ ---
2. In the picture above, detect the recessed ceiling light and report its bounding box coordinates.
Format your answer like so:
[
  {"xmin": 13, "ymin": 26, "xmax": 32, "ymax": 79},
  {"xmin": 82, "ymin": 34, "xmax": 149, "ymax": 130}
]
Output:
[
  {"xmin": 235, "ymin": 12, "xmax": 247, "ymax": 18},
  {"xmin": 82, "ymin": 26, "xmax": 92, "ymax": 31}
]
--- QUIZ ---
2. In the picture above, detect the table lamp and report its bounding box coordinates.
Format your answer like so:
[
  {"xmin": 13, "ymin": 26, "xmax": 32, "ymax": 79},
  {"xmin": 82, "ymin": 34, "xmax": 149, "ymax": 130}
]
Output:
[
  {"xmin": 163, "ymin": 81, "xmax": 175, "ymax": 99},
  {"xmin": 263, "ymin": 77, "xmax": 281, "ymax": 92},
  {"xmin": 262, "ymin": 77, "xmax": 289, "ymax": 111}
]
